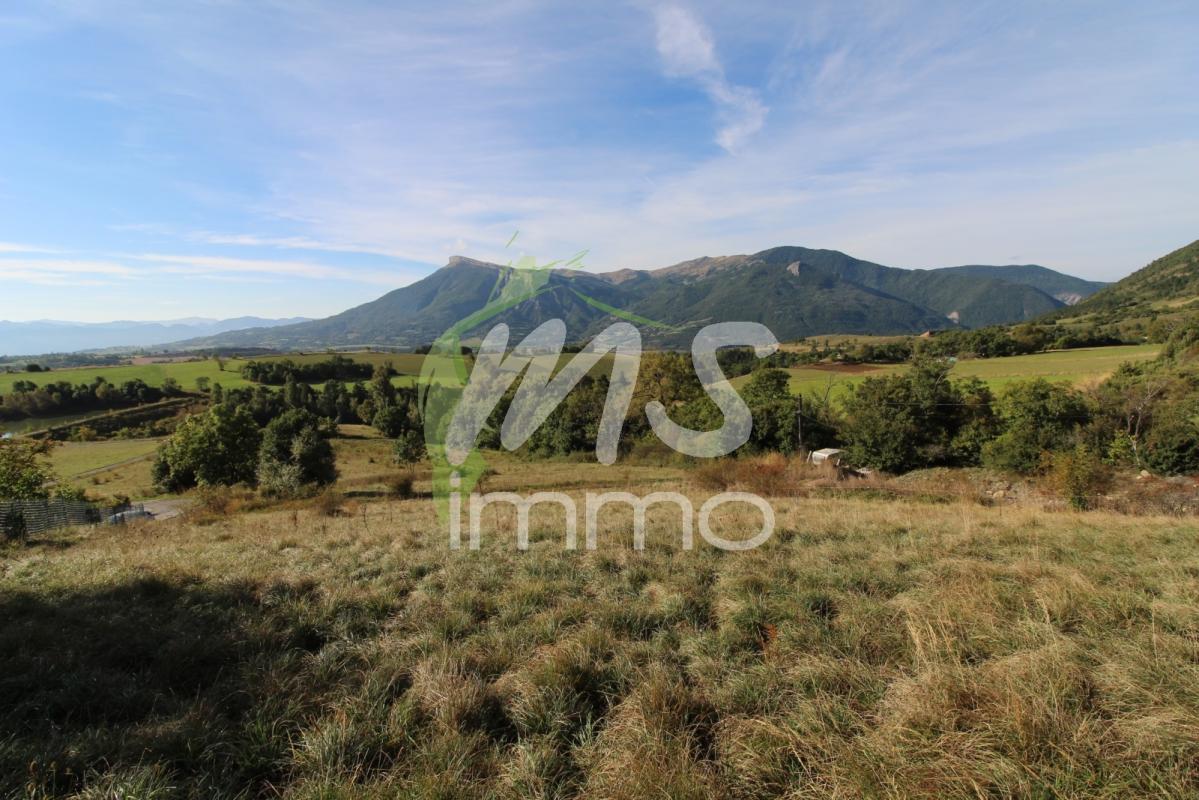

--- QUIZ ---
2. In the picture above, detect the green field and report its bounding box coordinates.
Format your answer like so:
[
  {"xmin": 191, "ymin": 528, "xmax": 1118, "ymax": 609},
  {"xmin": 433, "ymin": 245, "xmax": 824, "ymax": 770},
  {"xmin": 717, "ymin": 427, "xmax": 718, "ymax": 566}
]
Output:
[
  {"xmin": 770, "ymin": 344, "xmax": 1161, "ymax": 398},
  {"xmin": 0, "ymin": 351, "xmax": 434, "ymax": 395},
  {"xmin": 1, "ymin": 358, "xmax": 250, "ymax": 394},
  {"xmin": 3, "ymin": 342, "xmax": 1162, "ymax": 404},
  {"xmin": 3, "ymin": 344, "xmax": 1164, "ymax": 428},
  {"xmin": 48, "ymin": 438, "xmax": 163, "ymax": 479},
  {"xmin": 39, "ymin": 438, "xmax": 165, "ymax": 499}
]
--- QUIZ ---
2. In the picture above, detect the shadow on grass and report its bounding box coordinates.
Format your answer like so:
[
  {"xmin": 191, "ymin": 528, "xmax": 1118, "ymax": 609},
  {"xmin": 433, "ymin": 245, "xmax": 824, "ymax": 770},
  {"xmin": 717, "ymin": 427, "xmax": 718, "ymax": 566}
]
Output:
[{"xmin": 0, "ymin": 573, "xmax": 392, "ymax": 797}]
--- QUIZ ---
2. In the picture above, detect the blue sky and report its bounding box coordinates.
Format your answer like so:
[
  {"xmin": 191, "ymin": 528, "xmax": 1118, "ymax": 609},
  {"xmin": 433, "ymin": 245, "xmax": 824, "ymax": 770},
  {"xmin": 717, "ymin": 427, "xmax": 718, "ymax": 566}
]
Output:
[{"xmin": 1, "ymin": 0, "xmax": 1196, "ymax": 322}]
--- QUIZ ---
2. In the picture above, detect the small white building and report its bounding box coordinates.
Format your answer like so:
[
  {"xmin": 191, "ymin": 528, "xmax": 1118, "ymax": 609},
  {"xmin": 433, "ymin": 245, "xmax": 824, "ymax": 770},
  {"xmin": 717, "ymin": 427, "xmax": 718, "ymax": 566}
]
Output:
[{"xmin": 807, "ymin": 448, "xmax": 843, "ymax": 466}]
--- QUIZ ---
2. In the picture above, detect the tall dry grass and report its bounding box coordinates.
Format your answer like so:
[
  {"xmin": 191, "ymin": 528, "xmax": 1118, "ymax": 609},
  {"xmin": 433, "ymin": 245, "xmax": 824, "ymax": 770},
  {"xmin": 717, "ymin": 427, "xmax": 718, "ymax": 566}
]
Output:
[{"xmin": 2, "ymin": 464, "xmax": 1198, "ymax": 798}]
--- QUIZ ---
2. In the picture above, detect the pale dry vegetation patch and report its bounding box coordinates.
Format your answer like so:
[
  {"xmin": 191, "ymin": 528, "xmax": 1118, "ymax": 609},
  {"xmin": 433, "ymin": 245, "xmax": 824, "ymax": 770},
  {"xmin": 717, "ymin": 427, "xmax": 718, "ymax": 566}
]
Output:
[{"xmin": 2, "ymin": 469, "xmax": 1198, "ymax": 798}]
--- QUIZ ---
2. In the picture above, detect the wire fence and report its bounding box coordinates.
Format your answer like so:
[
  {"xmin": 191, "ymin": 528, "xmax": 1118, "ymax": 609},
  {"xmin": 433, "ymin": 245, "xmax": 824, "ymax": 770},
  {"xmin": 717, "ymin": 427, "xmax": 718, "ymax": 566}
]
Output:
[{"xmin": 0, "ymin": 498, "xmax": 143, "ymax": 540}]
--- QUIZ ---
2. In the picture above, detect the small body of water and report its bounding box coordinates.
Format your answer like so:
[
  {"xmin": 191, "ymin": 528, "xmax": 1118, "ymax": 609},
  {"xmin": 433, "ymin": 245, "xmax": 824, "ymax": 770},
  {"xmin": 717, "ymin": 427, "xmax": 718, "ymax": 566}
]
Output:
[{"xmin": 0, "ymin": 410, "xmax": 109, "ymax": 436}]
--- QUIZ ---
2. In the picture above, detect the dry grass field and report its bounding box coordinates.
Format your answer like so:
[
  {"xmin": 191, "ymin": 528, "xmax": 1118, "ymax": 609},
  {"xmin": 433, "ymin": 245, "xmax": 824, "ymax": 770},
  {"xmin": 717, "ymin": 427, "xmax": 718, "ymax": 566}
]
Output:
[{"xmin": 3, "ymin": 457, "xmax": 1197, "ymax": 799}]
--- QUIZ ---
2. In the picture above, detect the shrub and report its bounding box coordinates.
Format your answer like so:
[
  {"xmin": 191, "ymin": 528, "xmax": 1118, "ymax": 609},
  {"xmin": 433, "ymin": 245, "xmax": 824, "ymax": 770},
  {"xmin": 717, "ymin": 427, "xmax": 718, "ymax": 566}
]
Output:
[
  {"xmin": 393, "ymin": 429, "xmax": 426, "ymax": 469},
  {"xmin": 70, "ymin": 425, "xmax": 99, "ymax": 442},
  {"xmin": 195, "ymin": 485, "xmax": 234, "ymax": 516},
  {"xmin": 692, "ymin": 453, "xmax": 817, "ymax": 496},
  {"xmin": 1140, "ymin": 397, "xmax": 1199, "ymax": 476},
  {"xmin": 1, "ymin": 507, "xmax": 27, "ymax": 543},
  {"xmin": 257, "ymin": 459, "xmax": 307, "ymax": 499},
  {"xmin": 0, "ymin": 438, "xmax": 55, "ymax": 499},
  {"xmin": 53, "ymin": 484, "xmax": 89, "ymax": 502},
  {"xmin": 387, "ymin": 473, "xmax": 415, "ymax": 499},
  {"xmin": 1047, "ymin": 444, "xmax": 1112, "ymax": 511},
  {"xmin": 314, "ymin": 487, "xmax": 344, "ymax": 517}
]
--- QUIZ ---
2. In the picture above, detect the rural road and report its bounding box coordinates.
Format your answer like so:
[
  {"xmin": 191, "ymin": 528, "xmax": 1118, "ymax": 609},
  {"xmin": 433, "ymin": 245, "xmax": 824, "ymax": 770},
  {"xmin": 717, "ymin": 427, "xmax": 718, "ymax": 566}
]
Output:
[{"xmin": 142, "ymin": 499, "xmax": 189, "ymax": 520}]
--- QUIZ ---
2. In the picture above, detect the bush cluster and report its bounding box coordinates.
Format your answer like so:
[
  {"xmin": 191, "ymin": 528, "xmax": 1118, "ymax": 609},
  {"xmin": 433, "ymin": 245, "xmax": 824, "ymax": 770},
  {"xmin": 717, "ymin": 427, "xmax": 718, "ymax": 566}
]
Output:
[
  {"xmin": 153, "ymin": 405, "xmax": 339, "ymax": 498},
  {"xmin": 240, "ymin": 354, "xmax": 375, "ymax": 385}
]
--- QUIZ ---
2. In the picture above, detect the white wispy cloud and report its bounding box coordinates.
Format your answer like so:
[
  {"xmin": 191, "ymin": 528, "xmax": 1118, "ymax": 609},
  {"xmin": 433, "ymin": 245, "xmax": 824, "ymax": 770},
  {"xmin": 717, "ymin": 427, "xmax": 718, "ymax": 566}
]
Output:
[
  {"xmin": 0, "ymin": 257, "xmax": 136, "ymax": 286},
  {"xmin": 653, "ymin": 5, "xmax": 767, "ymax": 152},
  {"xmin": 183, "ymin": 231, "xmax": 409, "ymax": 259},
  {"xmin": 134, "ymin": 253, "xmax": 419, "ymax": 286},
  {"xmin": 0, "ymin": 242, "xmax": 57, "ymax": 254}
]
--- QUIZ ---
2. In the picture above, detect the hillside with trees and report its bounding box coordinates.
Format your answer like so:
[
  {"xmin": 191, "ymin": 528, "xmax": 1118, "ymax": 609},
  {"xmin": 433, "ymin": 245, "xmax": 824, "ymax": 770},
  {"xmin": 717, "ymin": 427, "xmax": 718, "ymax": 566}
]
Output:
[{"xmin": 1049, "ymin": 238, "xmax": 1199, "ymax": 335}]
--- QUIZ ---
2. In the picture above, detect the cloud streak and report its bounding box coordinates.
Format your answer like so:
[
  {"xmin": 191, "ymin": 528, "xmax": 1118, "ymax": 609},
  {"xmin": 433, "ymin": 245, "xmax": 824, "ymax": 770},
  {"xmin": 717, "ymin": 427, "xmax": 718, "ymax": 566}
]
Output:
[
  {"xmin": 0, "ymin": 242, "xmax": 57, "ymax": 255},
  {"xmin": 653, "ymin": 5, "xmax": 767, "ymax": 152},
  {"xmin": 133, "ymin": 253, "xmax": 420, "ymax": 286},
  {"xmin": 0, "ymin": 257, "xmax": 137, "ymax": 284}
]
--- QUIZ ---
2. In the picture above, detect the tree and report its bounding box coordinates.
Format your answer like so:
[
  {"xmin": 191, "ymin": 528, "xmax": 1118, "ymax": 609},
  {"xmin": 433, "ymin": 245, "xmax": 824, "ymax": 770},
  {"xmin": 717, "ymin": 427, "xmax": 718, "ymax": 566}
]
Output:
[
  {"xmin": 370, "ymin": 363, "xmax": 396, "ymax": 408},
  {"xmin": 1140, "ymin": 396, "xmax": 1199, "ymax": 476},
  {"xmin": 153, "ymin": 404, "xmax": 262, "ymax": 491},
  {"xmin": 372, "ymin": 404, "xmax": 412, "ymax": 438},
  {"xmin": 842, "ymin": 357, "xmax": 991, "ymax": 472},
  {"xmin": 394, "ymin": 429, "xmax": 426, "ymax": 470},
  {"xmin": 0, "ymin": 438, "xmax": 55, "ymax": 499},
  {"xmin": 842, "ymin": 376, "xmax": 921, "ymax": 473},
  {"xmin": 1087, "ymin": 362, "xmax": 1171, "ymax": 467},
  {"xmin": 982, "ymin": 379, "xmax": 1090, "ymax": 473},
  {"xmin": 626, "ymin": 352, "xmax": 704, "ymax": 440},
  {"xmin": 257, "ymin": 409, "xmax": 337, "ymax": 497},
  {"xmin": 739, "ymin": 368, "xmax": 797, "ymax": 453},
  {"xmin": 194, "ymin": 376, "xmax": 211, "ymax": 393}
]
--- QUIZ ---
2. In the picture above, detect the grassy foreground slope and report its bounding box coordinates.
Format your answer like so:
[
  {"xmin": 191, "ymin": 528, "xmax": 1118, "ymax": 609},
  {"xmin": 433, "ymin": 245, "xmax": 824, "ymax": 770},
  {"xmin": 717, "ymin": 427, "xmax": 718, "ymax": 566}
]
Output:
[{"xmin": 3, "ymin": 479, "xmax": 1197, "ymax": 798}]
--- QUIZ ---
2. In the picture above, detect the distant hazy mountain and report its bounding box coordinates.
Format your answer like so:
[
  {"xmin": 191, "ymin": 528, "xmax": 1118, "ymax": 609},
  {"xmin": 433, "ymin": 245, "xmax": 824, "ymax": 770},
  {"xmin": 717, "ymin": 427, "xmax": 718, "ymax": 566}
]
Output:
[
  {"xmin": 0, "ymin": 317, "xmax": 311, "ymax": 357},
  {"xmin": 934, "ymin": 264, "xmax": 1107, "ymax": 306},
  {"xmin": 169, "ymin": 246, "xmax": 1105, "ymax": 351}
]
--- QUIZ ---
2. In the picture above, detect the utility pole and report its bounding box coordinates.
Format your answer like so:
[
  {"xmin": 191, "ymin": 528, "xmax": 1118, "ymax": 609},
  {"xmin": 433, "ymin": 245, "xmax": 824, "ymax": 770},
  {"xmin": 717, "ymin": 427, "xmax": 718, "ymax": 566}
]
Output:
[{"xmin": 796, "ymin": 394, "xmax": 804, "ymax": 454}]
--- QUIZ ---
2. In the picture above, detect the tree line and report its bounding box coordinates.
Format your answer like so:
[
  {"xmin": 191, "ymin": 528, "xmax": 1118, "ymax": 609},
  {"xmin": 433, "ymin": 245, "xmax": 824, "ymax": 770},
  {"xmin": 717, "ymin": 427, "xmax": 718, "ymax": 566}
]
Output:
[
  {"xmin": 153, "ymin": 363, "xmax": 423, "ymax": 497},
  {"xmin": 239, "ymin": 355, "xmax": 378, "ymax": 385},
  {"xmin": 0, "ymin": 377, "xmax": 180, "ymax": 422}
]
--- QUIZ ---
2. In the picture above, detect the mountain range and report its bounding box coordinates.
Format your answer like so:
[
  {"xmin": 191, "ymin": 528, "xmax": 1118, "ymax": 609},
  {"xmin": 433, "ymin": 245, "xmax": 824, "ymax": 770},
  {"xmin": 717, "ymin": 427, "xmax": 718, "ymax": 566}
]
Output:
[
  {"xmin": 172, "ymin": 246, "xmax": 1105, "ymax": 350},
  {"xmin": 0, "ymin": 317, "xmax": 311, "ymax": 357}
]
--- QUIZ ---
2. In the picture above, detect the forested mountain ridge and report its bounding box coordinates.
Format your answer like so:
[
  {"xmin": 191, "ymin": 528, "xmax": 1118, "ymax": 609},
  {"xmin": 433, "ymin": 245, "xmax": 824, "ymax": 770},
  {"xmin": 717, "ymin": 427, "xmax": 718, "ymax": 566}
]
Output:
[{"xmin": 169, "ymin": 247, "xmax": 1107, "ymax": 350}]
